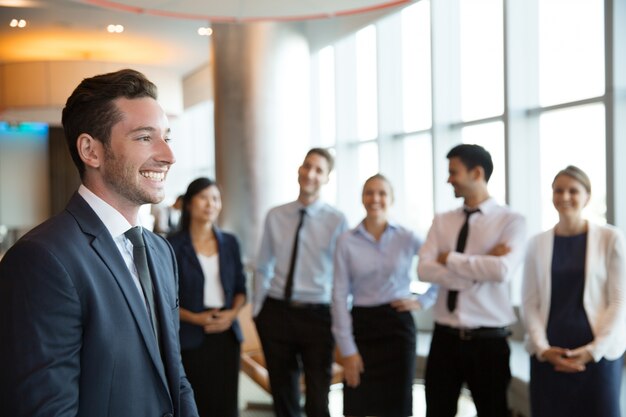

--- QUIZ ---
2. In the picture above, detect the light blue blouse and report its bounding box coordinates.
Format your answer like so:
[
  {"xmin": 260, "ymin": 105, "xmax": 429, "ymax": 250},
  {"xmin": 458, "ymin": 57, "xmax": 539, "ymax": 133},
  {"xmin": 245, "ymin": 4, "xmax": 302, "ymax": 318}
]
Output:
[{"xmin": 332, "ymin": 222, "xmax": 438, "ymax": 356}]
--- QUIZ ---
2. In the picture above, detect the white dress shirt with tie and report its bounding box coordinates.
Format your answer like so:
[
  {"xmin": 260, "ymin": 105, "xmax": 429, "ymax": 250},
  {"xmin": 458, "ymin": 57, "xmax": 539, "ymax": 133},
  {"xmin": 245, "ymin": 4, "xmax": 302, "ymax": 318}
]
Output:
[{"xmin": 418, "ymin": 197, "xmax": 526, "ymax": 329}]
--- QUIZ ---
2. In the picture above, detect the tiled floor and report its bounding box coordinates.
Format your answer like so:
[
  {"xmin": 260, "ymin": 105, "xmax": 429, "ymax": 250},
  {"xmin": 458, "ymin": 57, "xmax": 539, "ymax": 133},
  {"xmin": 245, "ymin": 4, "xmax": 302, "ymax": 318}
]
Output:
[{"xmin": 239, "ymin": 373, "xmax": 477, "ymax": 417}]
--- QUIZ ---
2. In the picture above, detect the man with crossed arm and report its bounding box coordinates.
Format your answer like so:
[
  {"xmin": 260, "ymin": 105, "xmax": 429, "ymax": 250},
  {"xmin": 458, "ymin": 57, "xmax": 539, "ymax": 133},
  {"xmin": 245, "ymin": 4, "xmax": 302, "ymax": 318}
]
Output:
[{"xmin": 418, "ymin": 144, "xmax": 526, "ymax": 417}]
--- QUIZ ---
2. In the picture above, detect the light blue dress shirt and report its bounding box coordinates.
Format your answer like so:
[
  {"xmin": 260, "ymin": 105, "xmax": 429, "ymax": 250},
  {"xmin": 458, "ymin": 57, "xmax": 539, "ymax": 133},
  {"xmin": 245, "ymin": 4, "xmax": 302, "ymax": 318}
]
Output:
[
  {"xmin": 254, "ymin": 199, "xmax": 348, "ymax": 316},
  {"xmin": 332, "ymin": 222, "xmax": 438, "ymax": 356}
]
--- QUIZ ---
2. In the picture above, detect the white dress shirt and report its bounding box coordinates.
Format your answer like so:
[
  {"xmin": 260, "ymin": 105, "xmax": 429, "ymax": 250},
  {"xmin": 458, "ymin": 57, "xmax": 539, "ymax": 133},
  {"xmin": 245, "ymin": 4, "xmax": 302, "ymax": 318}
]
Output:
[
  {"xmin": 418, "ymin": 197, "xmax": 526, "ymax": 328},
  {"xmin": 78, "ymin": 185, "xmax": 147, "ymax": 306}
]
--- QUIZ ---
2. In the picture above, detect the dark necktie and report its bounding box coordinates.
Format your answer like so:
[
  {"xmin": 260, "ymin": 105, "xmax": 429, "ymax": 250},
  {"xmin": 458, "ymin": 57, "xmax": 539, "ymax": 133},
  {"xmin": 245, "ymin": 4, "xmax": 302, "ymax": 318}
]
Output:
[
  {"xmin": 447, "ymin": 208, "xmax": 480, "ymax": 312},
  {"xmin": 284, "ymin": 209, "xmax": 306, "ymax": 302},
  {"xmin": 125, "ymin": 226, "xmax": 160, "ymax": 341}
]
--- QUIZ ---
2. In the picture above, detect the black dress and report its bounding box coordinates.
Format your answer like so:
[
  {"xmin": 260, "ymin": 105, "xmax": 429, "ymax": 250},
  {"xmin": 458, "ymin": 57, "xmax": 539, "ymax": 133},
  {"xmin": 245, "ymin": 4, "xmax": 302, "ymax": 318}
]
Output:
[{"xmin": 529, "ymin": 233, "xmax": 623, "ymax": 417}]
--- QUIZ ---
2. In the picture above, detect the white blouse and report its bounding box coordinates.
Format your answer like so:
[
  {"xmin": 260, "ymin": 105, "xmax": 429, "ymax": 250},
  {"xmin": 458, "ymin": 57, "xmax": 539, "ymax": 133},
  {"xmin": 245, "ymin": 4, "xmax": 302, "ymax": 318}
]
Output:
[{"xmin": 198, "ymin": 253, "xmax": 225, "ymax": 308}]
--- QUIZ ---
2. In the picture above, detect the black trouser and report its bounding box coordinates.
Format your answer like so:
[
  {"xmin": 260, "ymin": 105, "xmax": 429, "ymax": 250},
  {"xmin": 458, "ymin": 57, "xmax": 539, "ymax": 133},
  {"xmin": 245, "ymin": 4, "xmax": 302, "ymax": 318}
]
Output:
[
  {"xmin": 181, "ymin": 329, "xmax": 241, "ymax": 417},
  {"xmin": 255, "ymin": 297, "xmax": 334, "ymax": 417},
  {"xmin": 425, "ymin": 325, "xmax": 511, "ymax": 417}
]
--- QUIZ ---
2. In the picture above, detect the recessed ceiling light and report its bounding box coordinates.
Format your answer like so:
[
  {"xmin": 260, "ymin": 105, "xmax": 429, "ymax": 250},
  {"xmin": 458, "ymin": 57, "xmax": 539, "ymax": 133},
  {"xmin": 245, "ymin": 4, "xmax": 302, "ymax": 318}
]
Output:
[
  {"xmin": 197, "ymin": 27, "xmax": 212, "ymax": 36},
  {"xmin": 9, "ymin": 18, "xmax": 26, "ymax": 28},
  {"xmin": 107, "ymin": 24, "xmax": 124, "ymax": 33}
]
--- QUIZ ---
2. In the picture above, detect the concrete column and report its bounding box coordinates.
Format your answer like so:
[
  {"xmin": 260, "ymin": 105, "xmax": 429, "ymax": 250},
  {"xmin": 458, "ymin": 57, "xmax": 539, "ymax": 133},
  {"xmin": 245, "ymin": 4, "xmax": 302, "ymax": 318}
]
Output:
[{"xmin": 212, "ymin": 22, "xmax": 311, "ymax": 260}]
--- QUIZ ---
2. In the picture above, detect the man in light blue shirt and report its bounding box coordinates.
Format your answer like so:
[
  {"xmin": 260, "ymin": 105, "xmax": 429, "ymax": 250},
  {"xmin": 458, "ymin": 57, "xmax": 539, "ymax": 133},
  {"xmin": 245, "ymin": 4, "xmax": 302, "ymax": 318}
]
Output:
[{"xmin": 254, "ymin": 148, "xmax": 348, "ymax": 417}]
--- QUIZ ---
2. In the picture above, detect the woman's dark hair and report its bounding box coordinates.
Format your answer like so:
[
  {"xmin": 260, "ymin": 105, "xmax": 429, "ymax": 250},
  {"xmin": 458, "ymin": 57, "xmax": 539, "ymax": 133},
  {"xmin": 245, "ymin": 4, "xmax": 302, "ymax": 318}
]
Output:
[{"xmin": 180, "ymin": 177, "xmax": 218, "ymax": 231}]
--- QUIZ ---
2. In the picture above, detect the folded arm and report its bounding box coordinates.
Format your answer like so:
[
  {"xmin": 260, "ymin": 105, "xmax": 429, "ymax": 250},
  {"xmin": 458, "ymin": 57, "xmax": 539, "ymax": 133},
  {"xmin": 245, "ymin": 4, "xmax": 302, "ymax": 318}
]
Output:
[{"xmin": 444, "ymin": 215, "xmax": 526, "ymax": 284}]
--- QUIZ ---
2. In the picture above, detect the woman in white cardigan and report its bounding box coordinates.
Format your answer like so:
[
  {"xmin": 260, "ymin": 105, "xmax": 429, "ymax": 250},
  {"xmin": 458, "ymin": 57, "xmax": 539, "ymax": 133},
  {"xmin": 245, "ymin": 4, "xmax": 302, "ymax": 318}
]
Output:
[{"xmin": 521, "ymin": 165, "xmax": 626, "ymax": 417}]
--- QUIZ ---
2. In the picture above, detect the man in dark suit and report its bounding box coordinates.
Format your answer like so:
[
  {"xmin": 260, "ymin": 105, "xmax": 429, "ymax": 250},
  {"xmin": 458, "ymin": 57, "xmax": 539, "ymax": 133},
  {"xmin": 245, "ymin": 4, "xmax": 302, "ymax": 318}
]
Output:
[{"xmin": 0, "ymin": 69, "xmax": 199, "ymax": 417}]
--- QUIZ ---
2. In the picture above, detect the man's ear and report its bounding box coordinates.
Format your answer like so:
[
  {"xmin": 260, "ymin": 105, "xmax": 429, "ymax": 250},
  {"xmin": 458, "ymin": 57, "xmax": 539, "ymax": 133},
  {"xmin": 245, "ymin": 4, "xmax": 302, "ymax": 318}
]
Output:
[
  {"xmin": 471, "ymin": 166, "xmax": 484, "ymax": 181},
  {"xmin": 77, "ymin": 134, "xmax": 103, "ymax": 169}
]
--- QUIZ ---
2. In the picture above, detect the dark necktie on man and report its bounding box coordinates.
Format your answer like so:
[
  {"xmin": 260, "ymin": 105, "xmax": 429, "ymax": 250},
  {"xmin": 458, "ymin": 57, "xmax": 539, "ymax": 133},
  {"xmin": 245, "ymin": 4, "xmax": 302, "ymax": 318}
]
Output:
[
  {"xmin": 125, "ymin": 226, "xmax": 161, "ymax": 342},
  {"xmin": 447, "ymin": 208, "xmax": 480, "ymax": 312},
  {"xmin": 284, "ymin": 208, "xmax": 306, "ymax": 302}
]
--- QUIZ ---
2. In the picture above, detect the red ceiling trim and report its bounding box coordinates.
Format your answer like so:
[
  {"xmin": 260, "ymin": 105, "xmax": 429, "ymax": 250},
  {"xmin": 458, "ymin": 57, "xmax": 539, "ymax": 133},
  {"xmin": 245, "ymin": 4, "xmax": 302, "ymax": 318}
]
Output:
[{"xmin": 79, "ymin": 0, "xmax": 410, "ymax": 22}]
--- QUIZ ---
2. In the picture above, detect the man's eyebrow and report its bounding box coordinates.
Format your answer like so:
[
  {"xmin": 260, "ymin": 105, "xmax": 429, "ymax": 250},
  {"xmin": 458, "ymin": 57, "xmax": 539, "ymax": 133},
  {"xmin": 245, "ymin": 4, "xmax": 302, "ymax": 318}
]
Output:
[{"xmin": 127, "ymin": 126, "xmax": 171, "ymax": 134}]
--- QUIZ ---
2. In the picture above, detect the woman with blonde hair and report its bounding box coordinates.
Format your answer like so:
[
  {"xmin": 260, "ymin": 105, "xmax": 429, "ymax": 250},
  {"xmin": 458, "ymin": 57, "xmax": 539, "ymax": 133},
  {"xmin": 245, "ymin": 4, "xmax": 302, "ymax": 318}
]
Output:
[
  {"xmin": 332, "ymin": 174, "xmax": 437, "ymax": 417},
  {"xmin": 521, "ymin": 165, "xmax": 626, "ymax": 417}
]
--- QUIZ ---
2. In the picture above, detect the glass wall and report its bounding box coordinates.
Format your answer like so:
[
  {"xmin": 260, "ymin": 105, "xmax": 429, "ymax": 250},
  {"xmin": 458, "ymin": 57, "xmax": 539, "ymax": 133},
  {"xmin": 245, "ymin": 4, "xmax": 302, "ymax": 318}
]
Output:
[
  {"xmin": 311, "ymin": 0, "xmax": 611, "ymax": 228},
  {"xmin": 310, "ymin": 0, "xmax": 618, "ymax": 301}
]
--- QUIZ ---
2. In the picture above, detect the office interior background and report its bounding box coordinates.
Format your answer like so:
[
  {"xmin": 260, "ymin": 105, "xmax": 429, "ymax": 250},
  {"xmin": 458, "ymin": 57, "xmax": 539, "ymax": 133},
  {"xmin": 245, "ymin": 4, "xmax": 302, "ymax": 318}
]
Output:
[
  {"xmin": 2, "ymin": 0, "xmax": 625, "ymax": 288},
  {"xmin": 1, "ymin": 0, "xmax": 625, "ymax": 415}
]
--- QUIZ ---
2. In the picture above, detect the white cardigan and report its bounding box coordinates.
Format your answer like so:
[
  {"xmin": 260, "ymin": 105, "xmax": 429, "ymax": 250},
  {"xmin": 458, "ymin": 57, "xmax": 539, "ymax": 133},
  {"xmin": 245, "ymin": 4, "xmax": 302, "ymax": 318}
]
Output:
[{"xmin": 521, "ymin": 222, "xmax": 626, "ymax": 361}]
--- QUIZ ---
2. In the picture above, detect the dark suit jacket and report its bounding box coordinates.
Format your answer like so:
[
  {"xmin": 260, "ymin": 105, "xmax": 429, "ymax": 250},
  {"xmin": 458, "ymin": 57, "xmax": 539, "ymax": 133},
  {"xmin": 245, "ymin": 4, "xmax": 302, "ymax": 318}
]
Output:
[
  {"xmin": 0, "ymin": 193, "xmax": 198, "ymax": 417},
  {"xmin": 168, "ymin": 228, "xmax": 246, "ymax": 349}
]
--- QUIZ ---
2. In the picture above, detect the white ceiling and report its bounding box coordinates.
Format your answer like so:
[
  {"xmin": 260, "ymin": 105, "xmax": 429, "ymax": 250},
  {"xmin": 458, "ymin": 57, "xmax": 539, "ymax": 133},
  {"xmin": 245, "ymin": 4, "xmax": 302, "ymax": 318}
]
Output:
[
  {"xmin": 0, "ymin": 0, "xmax": 408, "ymax": 77},
  {"xmin": 73, "ymin": 0, "xmax": 408, "ymax": 21}
]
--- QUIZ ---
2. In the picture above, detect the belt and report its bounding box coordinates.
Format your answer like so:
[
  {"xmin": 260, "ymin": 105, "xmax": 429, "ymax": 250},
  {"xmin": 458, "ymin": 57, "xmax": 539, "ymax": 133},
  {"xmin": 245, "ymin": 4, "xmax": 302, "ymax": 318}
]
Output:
[
  {"xmin": 266, "ymin": 297, "xmax": 330, "ymax": 310},
  {"xmin": 435, "ymin": 323, "xmax": 511, "ymax": 341}
]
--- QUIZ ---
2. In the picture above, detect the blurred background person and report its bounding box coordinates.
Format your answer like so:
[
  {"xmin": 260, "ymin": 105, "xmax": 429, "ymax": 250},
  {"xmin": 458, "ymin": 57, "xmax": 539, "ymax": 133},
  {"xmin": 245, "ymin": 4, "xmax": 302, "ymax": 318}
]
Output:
[
  {"xmin": 332, "ymin": 174, "xmax": 438, "ymax": 417},
  {"xmin": 522, "ymin": 165, "xmax": 626, "ymax": 417},
  {"xmin": 153, "ymin": 194, "xmax": 184, "ymax": 236},
  {"xmin": 169, "ymin": 177, "xmax": 247, "ymax": 417}
]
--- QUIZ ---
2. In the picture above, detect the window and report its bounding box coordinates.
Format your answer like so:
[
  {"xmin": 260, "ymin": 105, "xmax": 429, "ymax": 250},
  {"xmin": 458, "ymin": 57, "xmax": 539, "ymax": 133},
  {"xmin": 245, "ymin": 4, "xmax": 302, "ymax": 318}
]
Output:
[
  {"xmin": 538, "ymin": 0, "xmax": 604, "ymax": 106},
  {"xmin": 459, "ymin": 0, "xmax": 504, "ymax": 121},
  {"xmin": 539, "ymin": 104, "xmax": 606, "ymax": 228},
  {"xmin": 401, "ymin": 1, "xmax": 432, "ymax": 132},
  {"xmin": 356, "ymin": 25, "xmax": 378, "ymax": 141},
  {"xmin": 317, "ymin": 46, "xmax": 336, "ymax": 147}
]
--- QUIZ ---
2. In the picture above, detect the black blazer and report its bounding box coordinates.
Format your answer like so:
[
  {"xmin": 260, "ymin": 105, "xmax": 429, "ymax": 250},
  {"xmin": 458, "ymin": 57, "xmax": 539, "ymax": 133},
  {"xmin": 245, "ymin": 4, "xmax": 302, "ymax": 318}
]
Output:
[
  {"xmin": 168, "ymin": 228, "xmax": 246, "ymax": 349},
  {"xmin": 0, "ymin": 193, "xmax": 198, "ymax": 417}
]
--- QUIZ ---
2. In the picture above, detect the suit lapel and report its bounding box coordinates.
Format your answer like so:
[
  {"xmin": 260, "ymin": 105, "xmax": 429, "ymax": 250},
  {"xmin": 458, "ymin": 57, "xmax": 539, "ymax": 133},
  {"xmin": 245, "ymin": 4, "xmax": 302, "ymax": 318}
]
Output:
[
  {"xmin": 214, "ymin": 227, "xmax": 229, "ymax": 292},
  {"xmin": 181, "ymin": 232, "xmax": 204, "ymax": 279},
  {"xmin": 145, "ymin": 233, "xmax": 178, "ymax": 398},
  {"xmin": 66, "ymin": 193, "xmax": 170, "ymax": 392}
]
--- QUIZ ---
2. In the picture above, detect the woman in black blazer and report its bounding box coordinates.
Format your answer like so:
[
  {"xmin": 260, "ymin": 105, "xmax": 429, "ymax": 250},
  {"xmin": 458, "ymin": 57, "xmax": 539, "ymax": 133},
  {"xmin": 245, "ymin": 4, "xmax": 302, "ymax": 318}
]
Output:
[{"xmin": 168, "ymin": 177, "xmax": 247, "ymax": 417}]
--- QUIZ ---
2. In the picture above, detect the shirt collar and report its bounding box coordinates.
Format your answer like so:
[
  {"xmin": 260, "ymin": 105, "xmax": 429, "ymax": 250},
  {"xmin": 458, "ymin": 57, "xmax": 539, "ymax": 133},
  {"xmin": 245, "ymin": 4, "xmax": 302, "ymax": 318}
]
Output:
[
  {"xmin": 78, "ymin": 184, "xmax": 134, "ymax": 239},
  {"xmin": 295, "ymin": 198, "xmax": 324, "ymax": 216},
  {"xmin": 353, "ymin": 220, "xmax": 398, "ymax": 241},
  {"xmin": 463, "ymin": 197, "xmax": 497, "ymax": 216}
]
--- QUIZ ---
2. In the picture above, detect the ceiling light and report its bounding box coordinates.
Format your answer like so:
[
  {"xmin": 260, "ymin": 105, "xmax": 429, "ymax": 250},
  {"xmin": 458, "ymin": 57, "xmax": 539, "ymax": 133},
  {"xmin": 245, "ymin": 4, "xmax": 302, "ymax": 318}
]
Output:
[
  {"xmin": 197, "ymin": 27, "xmax": 212, "ymax": 36},
  {"xmin": 9, "ymin": 18, "xmax": 26, "ymax": 28},
  {"xmin": 107, "ymin": 24, "xmax": 124, "ymax": 33}
]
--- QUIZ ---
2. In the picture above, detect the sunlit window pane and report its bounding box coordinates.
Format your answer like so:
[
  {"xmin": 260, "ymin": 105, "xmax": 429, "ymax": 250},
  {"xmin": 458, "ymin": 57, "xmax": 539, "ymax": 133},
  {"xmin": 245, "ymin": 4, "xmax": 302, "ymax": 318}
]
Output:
[
  {"xmin": 357, "ymin": 142, "xmax": 379, "ymax": 185},
  {"xmin": 401, "ymin": 0, "xmax": 432, "ymax": 132},
  {"xmin": 398, "ymin": 134, "xmax": 434, "ymax": 236},
  {"xmin": 460, "ymin": 0, "xmax": 504, "ymax": 121},
  {"xmin": 318, "ymin": 46, "xmax": 336, "ymax": 147},
  {"xmin": 539, "ymin": 0, "xmax": 604, "ymax": 106},
  {"xmin": 356, "ymin": 25, "xmax": 378, "ymax": 141},
  {"xmin": 539, "ymin": 104, "xmax": 606, "ymax": 229},
  {"xmin": 461, "ymin": 122, "xmax": 506, "ymax": 204}
]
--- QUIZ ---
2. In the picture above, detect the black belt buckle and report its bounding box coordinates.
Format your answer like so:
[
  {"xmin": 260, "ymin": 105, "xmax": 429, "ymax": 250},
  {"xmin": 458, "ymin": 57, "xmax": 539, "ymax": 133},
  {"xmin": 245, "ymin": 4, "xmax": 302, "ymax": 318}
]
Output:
[
  {"xmin": 459, "ymin": 328, "xmax": 473, "ymax": 341},
  {"xmin": 288, "ymin": 301, "xmax": 309, "ymax": 308}
]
